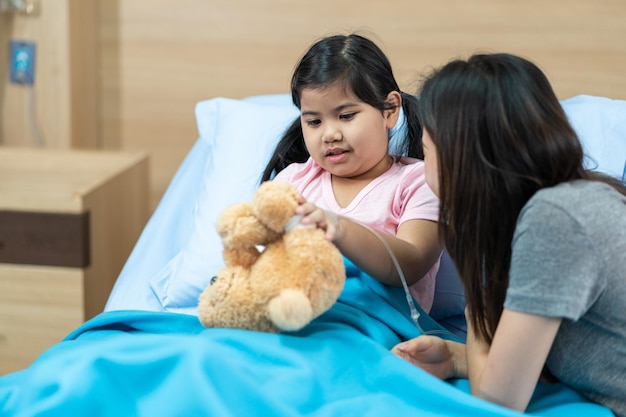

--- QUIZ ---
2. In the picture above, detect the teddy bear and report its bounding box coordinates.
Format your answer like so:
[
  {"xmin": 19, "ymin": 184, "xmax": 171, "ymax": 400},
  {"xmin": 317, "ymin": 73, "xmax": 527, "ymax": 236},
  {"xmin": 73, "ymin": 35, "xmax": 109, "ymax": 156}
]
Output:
[{"xmin": 198, "ymin": 181, "xmax": 346, "ymax": 333}]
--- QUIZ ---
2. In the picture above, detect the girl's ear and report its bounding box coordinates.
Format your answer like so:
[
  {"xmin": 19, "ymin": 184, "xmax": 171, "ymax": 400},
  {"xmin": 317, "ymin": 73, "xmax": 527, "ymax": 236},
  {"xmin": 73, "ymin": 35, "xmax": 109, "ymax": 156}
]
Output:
[{"xmin": 384, "ymin": 91, "xmax": 402, "ymax": 129}]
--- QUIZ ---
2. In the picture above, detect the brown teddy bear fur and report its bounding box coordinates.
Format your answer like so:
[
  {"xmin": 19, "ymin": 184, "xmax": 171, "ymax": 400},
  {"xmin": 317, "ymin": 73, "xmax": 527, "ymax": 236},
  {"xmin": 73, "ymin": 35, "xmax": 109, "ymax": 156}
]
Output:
[{"xmin": 198, "ymin": 181, "xmax": 346, "ymax": 333}]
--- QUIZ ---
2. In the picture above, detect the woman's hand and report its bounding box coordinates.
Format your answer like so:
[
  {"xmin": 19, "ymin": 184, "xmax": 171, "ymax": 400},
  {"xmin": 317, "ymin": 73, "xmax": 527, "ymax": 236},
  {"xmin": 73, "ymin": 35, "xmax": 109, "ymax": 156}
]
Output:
[{"xmin": 392, "ymin": 335, "xmax": 467, "ymax": 380}]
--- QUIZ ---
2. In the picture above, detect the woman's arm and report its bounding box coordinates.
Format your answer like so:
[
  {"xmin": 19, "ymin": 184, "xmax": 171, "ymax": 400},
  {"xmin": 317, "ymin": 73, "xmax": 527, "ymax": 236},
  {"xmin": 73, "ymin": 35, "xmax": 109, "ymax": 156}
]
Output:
[
  {"xmin": 296, "ymin": 199, "xmax": 443, "ymax": 287},
  {"xmin": 467, "ymin": 308, "xmax": 561, "ymax": 411},
  {"xmin": 393, "ymin": 309, "xmax": 561, "ymax": 412}
]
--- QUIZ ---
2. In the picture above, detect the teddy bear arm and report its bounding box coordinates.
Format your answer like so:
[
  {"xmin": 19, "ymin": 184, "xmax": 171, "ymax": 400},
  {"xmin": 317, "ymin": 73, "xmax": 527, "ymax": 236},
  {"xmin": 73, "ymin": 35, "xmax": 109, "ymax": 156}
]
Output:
[
  {"xmin": 217, "ymin": 202, "xmax": 281, "ymax": 247},
  {"xmin": 253, "ymin": 182, "xmax": 300, "ymax": 232},
  {"xmin": 222, "ymin": 246, "xmax": 261, "ymax": 269}
]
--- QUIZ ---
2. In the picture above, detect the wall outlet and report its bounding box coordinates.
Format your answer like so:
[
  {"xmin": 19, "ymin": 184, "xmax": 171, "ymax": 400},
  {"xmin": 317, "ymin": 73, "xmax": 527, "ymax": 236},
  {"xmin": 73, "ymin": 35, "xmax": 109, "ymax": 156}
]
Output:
[
  {"xmin": 9, "ymin": 39, "xmax": 36, "ymax": 85},
  {"xmin": 0, "ymin": 0, "xmax": 40, "ymax": 15}
]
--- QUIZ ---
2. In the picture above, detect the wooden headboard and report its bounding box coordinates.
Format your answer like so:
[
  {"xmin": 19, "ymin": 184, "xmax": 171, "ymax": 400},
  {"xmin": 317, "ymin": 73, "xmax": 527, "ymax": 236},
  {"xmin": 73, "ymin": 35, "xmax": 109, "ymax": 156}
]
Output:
[{"xmin": 2, "ymin": 0, "xmax": 625, "ymax": 209}]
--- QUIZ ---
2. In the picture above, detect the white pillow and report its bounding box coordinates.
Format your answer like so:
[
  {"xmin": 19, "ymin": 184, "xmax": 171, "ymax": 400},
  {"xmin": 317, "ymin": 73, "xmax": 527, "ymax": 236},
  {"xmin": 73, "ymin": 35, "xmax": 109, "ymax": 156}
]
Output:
[
  {"xmin": 561, "ymin": 95, "xmax": 626, "ymax": 181},
  {"xmin": 149, "ymin": 94, "xmax": 418, "ymax": 314},
  {"xmin": 149, "ymin": 97, "xmax": 299, "ymax": 314},
  {"xmin": 149, "ymin": 93, "xmax": 625, "ymax": 316}
]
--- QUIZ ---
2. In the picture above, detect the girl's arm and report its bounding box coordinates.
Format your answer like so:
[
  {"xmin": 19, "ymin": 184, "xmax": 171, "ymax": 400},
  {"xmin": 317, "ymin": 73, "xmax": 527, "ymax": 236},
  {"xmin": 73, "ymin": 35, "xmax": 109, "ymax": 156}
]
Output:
[
  {"xmin": 296, "ymin": 200, "xmax": 443, "ymax": 287},
  {"xmin": 392, "ymin": 335, "xmax": 467, "ymax": 380}
]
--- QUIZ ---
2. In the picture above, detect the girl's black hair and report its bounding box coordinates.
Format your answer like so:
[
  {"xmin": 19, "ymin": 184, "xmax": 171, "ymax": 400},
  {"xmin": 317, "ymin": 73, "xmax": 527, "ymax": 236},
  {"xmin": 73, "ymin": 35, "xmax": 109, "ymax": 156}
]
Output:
[{"xmin": 261, "ymin": 33, "xmax": 422, "ymax": 182}]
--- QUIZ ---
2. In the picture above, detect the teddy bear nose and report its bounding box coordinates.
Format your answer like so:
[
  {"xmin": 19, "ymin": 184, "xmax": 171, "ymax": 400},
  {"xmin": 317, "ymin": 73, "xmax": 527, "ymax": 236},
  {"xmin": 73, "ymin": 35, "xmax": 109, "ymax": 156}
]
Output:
[{"xmin": 210, "ymin": 276, "xmax": 217, "ymax": 285}]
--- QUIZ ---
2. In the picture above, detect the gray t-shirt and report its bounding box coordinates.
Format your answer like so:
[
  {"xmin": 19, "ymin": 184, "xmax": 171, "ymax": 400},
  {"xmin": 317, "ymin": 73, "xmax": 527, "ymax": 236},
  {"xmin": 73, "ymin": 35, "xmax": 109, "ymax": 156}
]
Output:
[{"xmin": 505, "ymin": 180, "xmax": 626, "ymax": 417}]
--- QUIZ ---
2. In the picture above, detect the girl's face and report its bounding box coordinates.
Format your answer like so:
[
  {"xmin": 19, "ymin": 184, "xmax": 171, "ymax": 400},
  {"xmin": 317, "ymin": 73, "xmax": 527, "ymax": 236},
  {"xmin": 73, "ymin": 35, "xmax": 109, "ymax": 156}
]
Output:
[
  {"xmin": 299, "ymin": 85, "xmax": 400, "ymax": 181},
  {"xmin": 422, "ymin": 129, "xmax": 440, "ymax": 196}
]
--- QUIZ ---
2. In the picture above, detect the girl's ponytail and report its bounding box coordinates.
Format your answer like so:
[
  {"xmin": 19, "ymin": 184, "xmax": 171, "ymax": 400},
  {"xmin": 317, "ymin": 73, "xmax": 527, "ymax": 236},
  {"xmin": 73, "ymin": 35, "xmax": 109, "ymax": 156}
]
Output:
[
  {"xmin": 399, "ymin": 92, "xmax": 423, "ymax": 159},
  {"xmin": 260, "ymin": 117, "xmax": 308, "ymax": 182}
]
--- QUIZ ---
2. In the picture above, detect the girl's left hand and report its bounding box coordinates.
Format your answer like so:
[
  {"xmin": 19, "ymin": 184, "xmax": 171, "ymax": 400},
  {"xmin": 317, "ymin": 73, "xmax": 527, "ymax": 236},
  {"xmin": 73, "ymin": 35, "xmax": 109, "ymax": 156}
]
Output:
[{"xmin": 392, "ymin": 336, "xmax": 466, "ymax": 380}]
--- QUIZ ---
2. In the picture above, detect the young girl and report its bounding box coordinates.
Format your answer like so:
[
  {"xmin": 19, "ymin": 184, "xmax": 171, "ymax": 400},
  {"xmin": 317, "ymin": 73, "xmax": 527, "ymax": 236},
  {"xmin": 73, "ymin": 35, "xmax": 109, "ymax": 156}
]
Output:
[
  {"xmin": 392, "ymin": 53, "xmax": 626, "ymax": 416},
  {"xmin": 262, "ymin": 33, "xmax": 443, "ymax": 313}
]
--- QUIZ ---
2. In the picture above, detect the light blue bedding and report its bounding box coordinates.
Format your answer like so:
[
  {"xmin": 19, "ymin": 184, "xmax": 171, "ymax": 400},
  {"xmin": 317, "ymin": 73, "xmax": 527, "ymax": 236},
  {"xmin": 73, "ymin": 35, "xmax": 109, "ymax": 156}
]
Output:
[{"xmin": 0, "ymin": 260, "xmax": 612, "ymax": 416}]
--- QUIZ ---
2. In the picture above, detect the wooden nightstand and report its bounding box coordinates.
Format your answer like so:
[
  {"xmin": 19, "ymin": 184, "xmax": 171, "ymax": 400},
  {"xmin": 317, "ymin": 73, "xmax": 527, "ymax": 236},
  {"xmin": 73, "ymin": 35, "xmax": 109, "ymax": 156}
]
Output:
[{"xmin": 0, "ymin": 148, "xmax": 150, "ymax": 375}]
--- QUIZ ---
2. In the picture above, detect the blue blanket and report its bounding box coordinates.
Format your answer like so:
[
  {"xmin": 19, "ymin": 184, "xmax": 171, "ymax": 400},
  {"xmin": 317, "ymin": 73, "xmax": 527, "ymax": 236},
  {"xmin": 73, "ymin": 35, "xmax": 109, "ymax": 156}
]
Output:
[{"xmin": 0, "ymin": 263, "xmax": 612, "ymax": 417}]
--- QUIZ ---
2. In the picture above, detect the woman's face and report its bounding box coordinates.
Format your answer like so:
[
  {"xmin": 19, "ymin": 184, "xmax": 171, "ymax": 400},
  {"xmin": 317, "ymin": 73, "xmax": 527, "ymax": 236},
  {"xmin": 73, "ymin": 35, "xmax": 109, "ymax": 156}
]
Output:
[{"xmin": 422, "ymin": 129, "xmax": 440, "ymax": 196}]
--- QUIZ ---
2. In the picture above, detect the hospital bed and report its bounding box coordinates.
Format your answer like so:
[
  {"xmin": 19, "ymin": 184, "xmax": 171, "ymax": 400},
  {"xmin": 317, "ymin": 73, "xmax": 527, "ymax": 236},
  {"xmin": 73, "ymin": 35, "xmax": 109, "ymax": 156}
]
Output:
[{"xmin": 0, "ymin": 93, "xmax": 623, "ymax": 416}]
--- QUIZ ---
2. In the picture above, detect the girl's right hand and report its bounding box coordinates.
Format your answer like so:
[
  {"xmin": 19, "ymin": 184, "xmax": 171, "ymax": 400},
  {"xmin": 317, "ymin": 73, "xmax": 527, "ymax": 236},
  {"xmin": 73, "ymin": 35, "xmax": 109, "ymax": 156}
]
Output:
[
  {"xmin": 295, "ymin": 199, "xmax": 342, "ymax": 242},
  {"xmin": 391, "ymin": 335, "xmax": 466, "ymax": 380}
]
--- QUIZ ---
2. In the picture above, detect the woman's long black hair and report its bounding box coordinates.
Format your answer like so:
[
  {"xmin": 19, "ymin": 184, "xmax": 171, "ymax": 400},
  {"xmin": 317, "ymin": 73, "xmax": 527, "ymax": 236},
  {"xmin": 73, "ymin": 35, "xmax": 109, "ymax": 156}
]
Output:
[
  {"xmin": 418, "ymin": 53, "xmax": 626, "ymax": 344},
  {"xmin": 261, "ymin": 33, "xmax": 422, "ymax": 182}
]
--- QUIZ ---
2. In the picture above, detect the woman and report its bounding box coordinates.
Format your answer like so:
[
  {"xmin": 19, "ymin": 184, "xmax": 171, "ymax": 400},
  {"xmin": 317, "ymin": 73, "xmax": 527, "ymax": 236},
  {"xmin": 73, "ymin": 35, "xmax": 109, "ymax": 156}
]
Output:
[{"xmin": 392, "ymin": 53, "xmax": 626, "ymax": 417}]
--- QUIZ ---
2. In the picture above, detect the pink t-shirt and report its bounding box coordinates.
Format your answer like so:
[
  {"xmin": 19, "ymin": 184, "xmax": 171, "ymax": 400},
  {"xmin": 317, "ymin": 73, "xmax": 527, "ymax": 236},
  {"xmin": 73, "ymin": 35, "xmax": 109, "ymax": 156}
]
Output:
[{"xmin": 273, "ymin": 156, "xmax": 441, "ymax": 312}]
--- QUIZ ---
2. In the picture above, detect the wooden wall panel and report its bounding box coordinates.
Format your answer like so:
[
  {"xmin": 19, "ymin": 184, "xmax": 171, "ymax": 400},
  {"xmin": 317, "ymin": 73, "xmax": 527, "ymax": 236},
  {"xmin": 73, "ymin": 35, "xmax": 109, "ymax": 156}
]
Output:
[
  {"xmin": 0, "ymin": 0, "xmax": 97, "ymax": 149},
  {"xmin": 96, "ymin": 0, "xmax": 626, "ymax": 211},
  {"xmin": 3, "ymin": 1, "xmax": 624, "ymax": 210}
]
